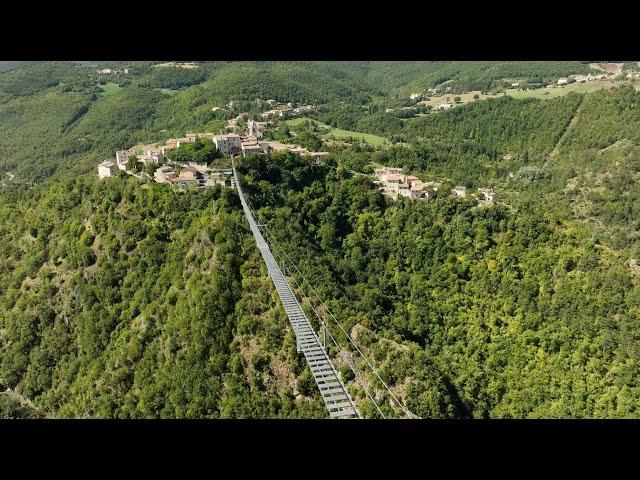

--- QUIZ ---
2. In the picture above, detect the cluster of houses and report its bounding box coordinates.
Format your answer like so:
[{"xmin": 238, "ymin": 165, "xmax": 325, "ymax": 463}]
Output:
[
  {"xmin": 261, "ymin": 101, "xmax": 316, "ymax": 119},
  {"xmin": 409, "ymin": 88, "xmax": 445, "ymax": 101},
  {"xmin": 153, "ymin": 62, "xmax": 198, "ymax": 69},
  {"xmin": 210, "ymin": 133, "xmax": 328, "ymax": 162},
  {"xmin": 218, "ymin": 117, "xmax": 328, "ymax": 160},
  {"xmin": 571, "ymin": 73, "xmax": 616, "ymax": 83},
  {"xmin": 373, "ymin": 166, "xmax": 497, "ymax": 204},
  {"xmin": 374, "ymin": 167, "xmax": 441, "ymax": 200},
  {"xmin": 212, "ymin": 120, "xmax": 271, "ymax": 157},
  {"xmin": 98, "ymin": 115, "xmax": 329, "ymax": 186},
  {"xmin": 98, "ymin": 147, "xmax": 234, "ymax": 190},
  {"xmin": 98, "ymin": 94, "xmax": 332, "ymax": 187},
  {"xmin": 98, "ymin": 131, "xmax": 236, "ymax": 189},
  {"xmin": 94, "ymin": 67, "xmax": 129, "ymax": 75},
  {"xmin": 153, "ymin": 164, "xmax": 233, "ymax": 189},
  {"xmin": 97, "ymin": 146, "xmax": 166, "ymax": 177},
  {"xmin": 450, "ymin": 185, "xmax": 497, "ymax": 203},
  {"xmin": 213, "ymin": 99, "xmax": 316, "ymax": 121}
]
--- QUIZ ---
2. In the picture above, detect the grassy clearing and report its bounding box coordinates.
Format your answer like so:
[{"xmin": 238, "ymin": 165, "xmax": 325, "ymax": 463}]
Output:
[
  {"xmin": 99, "ymin": 83, "xmax": 122, "ymax": 96},
  {"xmin": 286, "ymin": 117, "xmax": 389, "ymax": 145},
  {"xmin": 326, "ymin": 127, "xmax": 388, "ymax": 145},
  {"xmin": 286, "ymin": 117, "xmax": 314, "ymax": 127},
  {"xmin": 505, "ymin": 82, "xmax": 613, "ymax": 100}
]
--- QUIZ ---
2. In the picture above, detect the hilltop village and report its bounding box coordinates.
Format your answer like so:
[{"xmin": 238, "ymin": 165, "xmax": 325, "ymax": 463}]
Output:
[
  {"xmin": 98, "ymin": 136, "xmax": 235, "ymax": 190},
  {"xmin": 97, "ymin": 112, "xmax": 329, "ymax": 189},
  {"xmin": 98, "ymin": 108, "xmax": 498, "ymax": 204}
]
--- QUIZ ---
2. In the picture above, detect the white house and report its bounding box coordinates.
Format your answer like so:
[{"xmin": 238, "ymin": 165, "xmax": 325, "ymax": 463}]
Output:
[
  {"xmin": 262, "ymin": 109, "xmax": 282, "ymax": 119},
  {"xmin": 411, "ymin": 186, "xmax": 435, "ymax": 200},
  {"xmin": 98, "ymin": 161, "xmax": 117, "ymax": 178},
  {"xmin": 374, "ymin": 168, "xmax": 388, "ymax": 181},
  {"xmin": 451, "ymin": 186, "xmax": 466, "ymax": 197},
  {"xmin": 406, "ymin": 175, "xmax": 420, "ymax": 187},
  {"xmin": 145, "ymin": 150, "xmax": 164, "ymax": 163},
  {"xmin": 241, "ymin": 143, "xmax": 263, "ymax": 157},
  {"xmin": 398, "ymin": 183, "xmax": 412, "ymax": 198},
  {"xmin": 248, "ymin": 120, "xmax": 267, "ymax": 138},
  {"xmin": 137, "ymin": 153, "xmax": 163, "ymax": 167},
  {"xmin": 258, "ymin": 141, "xmax": 271, "ymax": 154},
  {"xmin": 294, "ymin": 105, "xmax": 314, "ymax": 114},
  {"xmin": 213, "ymin": 134, "xmax": 242, "ymax": 155},
  {"xmin": 557, "ymin": 78, "xmax": 569, "ymax": 85},
  {"xmin": 437, "ymin": 103, "xmax": 453, "ymax": 110},
  {"xmin": 115, "ymin": 149, "xmax": 133, "ymax": 169},
  {"xmin": 384, "ymin": 174, "xmax": 405, "ymax": 196},
  {"xmin": 477, "ymin": 188, "xmax": 497, "ymax": 202},
  {"xmin": 154, "ymin": 166, "xmax": 176, "ymax": 183}
]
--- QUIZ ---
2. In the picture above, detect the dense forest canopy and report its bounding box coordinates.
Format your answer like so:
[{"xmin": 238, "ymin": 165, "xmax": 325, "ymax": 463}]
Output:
[
  {"xmin": 0, "ymin": 175, "xmax": 327, "ymax": 418},
  {"xmin": 1, "ymin": 61, "xmax": 639, "ymax": 418},
  {"xmin": 235, "ymin": 153, "xmax": 640, "ymax": 418}
]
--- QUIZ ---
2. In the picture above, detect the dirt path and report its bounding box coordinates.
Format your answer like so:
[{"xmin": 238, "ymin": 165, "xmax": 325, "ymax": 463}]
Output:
[{"xmin": 3, "ymin": 388, "xmax": 53, "ymax": 419}]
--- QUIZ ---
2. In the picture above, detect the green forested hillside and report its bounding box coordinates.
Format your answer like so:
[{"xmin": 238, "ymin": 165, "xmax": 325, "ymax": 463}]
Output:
[
  {"xmin": 186, "ymin": 62, "xmax": 380, "ymax": 104},
  {"xmin": 0, "ymin": 62, "xmax": 86, "ymax": 97},
  {"xmin": 0, "ymin": 175, "xmax": 326, "ymax": 418},
  {"xmin": 0, "ymin": 62, "xmax": 41, "ymax": 74}
]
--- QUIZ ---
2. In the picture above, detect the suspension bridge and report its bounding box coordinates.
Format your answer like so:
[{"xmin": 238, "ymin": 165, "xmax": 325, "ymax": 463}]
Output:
[{"xmin": 232, "ymin": 158, "xmax": 415, "ymax": 419}]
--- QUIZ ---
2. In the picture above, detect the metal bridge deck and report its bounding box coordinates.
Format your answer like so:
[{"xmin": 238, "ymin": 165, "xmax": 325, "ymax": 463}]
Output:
[{"xmin": 232, "ymin": 158, "xmax": 360, "ymax": 419}]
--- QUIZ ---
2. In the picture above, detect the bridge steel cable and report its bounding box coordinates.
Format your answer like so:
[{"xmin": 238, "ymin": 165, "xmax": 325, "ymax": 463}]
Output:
[
  {"xmin": 261, "ymin": 222, "xmax": 415, "ymax": 419},
  {"xmin": 241, "ymin": 183, "xmax": 419, "ymax": 418},
  {"xmin": 232, "ymin": 158, "xmax": 361, "ymax": 419},
  {"xmin": 237, "ymin": 165, "xmax": 416, "ymax": 419},
  {"xmin": 265, "ymin": 235, "xmax": 387, "ymax": 419}
]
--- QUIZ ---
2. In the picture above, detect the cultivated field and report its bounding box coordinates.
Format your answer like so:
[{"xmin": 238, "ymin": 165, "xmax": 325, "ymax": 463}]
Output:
[
  {"xmin": 99, "ymin": 83, "xmax": 122, "ymax": 96},
  {"xmin": 589, "ymin": 62, "xmax": 624, "ymax": 74},
  {"xmin": 506, "ymin": 80, "xmax": 618, "ymax": 100}
]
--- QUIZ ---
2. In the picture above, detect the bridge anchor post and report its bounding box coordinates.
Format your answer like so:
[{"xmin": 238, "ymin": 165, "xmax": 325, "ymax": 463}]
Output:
[{"xmin": 322, "ymin": 321, "xmax": 327, "ymax": 351}]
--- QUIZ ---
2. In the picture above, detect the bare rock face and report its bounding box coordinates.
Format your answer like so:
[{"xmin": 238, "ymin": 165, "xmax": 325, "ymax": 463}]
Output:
[{"xmin": 628, "ymin": 259, "xmax": 640, "ymax": 275}]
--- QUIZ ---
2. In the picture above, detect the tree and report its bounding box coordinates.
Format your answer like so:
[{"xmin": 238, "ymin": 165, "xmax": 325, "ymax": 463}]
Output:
[{"xmin": 126, "ymin": 155, "xmax": 139, "ymax": 172}]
